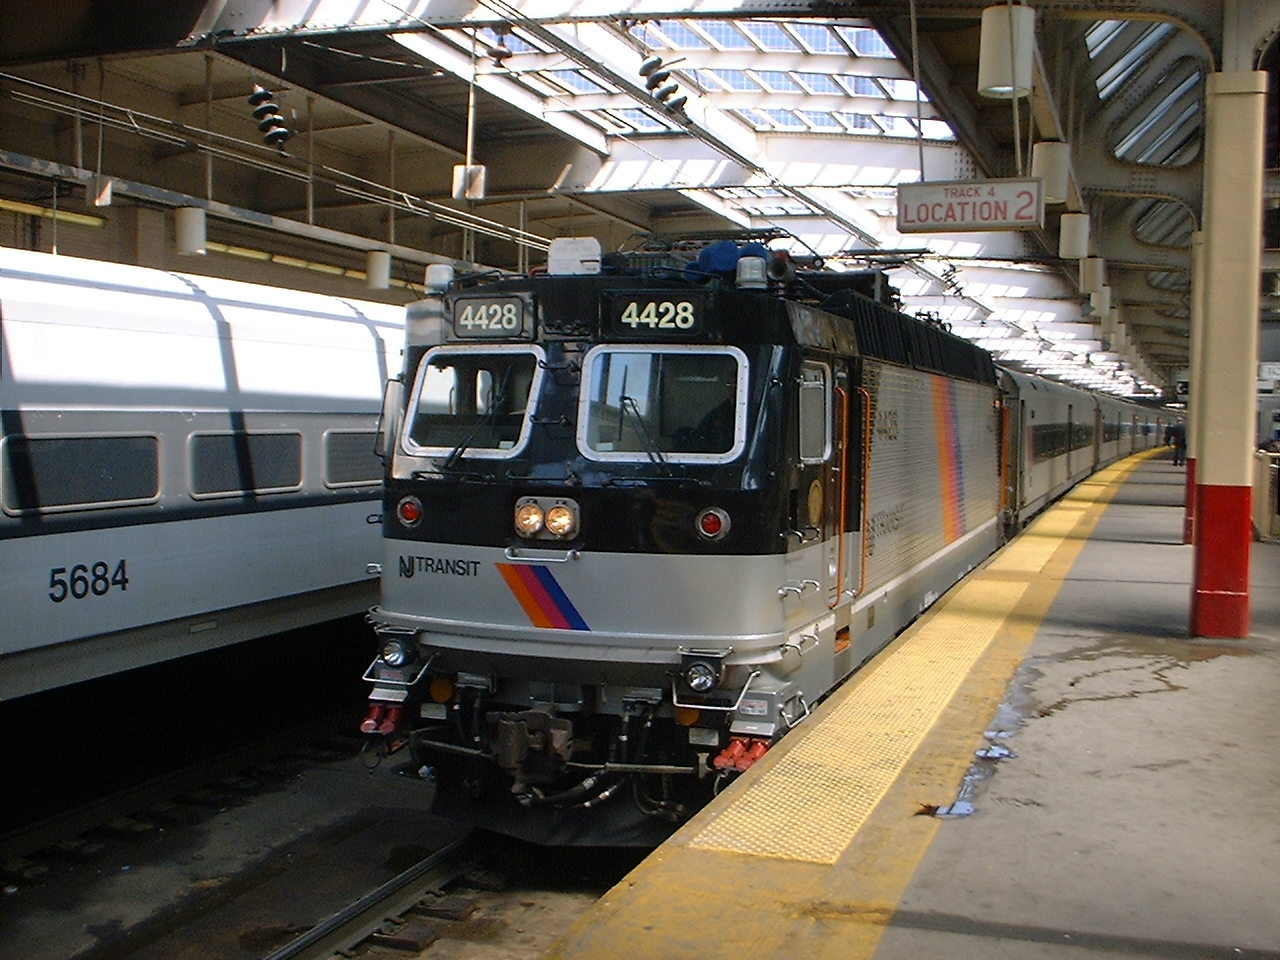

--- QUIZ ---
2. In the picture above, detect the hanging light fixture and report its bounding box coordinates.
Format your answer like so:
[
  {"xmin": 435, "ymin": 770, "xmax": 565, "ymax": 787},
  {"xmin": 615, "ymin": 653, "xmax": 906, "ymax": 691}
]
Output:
[
  {"xmin": 1080, "ymin": 256, "xmax": 1106, "ymax": 293},
  {"xmin": 1059, "ymin": 212, "xmax": 1090, "ymax": 259},
  {"xmin": 978, "ymin": 3, "xmax": 1036, "ymax": 99},
  {"xmin": 175, "ymin": 206, "xmax": 206, "ymax": 256},
  {"xmin": 1031, "ymin": 141, "xmax": 1070, "ymax": 204},
  {"xmin": 1091, "ymin": 285, "xmax": 1112, "ymax": 317},
  {"xmin": 366, "ymin": 250, "xmax": 391, "ymax": 290}
]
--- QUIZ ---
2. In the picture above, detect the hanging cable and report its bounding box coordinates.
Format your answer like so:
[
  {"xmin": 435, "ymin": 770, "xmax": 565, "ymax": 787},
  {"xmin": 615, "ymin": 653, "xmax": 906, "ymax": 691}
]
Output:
[
  {"xmin": 1007, "ymin": 0, "xmax": 1023, "ymax": 176},
  {"xmin": 909, "ymin": 0, "xmax": 925, "ymax": 181}
]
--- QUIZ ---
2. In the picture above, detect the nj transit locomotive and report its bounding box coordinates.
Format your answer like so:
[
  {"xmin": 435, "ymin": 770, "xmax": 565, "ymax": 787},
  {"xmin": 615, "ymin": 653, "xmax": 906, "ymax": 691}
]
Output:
[
  {"xmin": 0, "ymin": 247, "xmax": 404, "ymax": 700},
  {"xmin": 365, "ymin": 238, "xmax": 1162, "ymax": 844}
]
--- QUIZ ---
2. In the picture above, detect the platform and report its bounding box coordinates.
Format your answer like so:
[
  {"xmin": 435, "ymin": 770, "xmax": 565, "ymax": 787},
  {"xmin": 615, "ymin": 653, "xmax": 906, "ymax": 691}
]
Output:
[{"xmin": 548, "ymin": 451, "xmax": 1280, "ymax": 960}]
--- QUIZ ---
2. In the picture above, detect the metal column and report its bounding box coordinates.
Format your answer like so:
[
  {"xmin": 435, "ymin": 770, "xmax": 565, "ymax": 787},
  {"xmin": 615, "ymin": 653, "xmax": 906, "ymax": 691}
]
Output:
[
  {"xmin": 1191, "ymin": 71, "xmax": 1267, "ymax": 638},
  {"xmin": 1184, "ymin": 230, "xmax": 1204, "ymax": 545}
]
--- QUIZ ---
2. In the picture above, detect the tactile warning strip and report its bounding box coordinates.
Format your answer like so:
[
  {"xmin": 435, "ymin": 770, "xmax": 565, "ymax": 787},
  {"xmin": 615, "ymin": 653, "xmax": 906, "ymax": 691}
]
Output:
[
  {"xmin": 688, "ymin": 578, "xmax": 1028, "ymax": 864},
  {"xmin": 986, "ymin": 506, "xmax": 1086, "ymax": 574}
]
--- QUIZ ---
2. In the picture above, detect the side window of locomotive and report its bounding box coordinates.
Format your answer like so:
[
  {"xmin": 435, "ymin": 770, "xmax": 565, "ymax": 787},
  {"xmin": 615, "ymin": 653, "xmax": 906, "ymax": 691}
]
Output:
[
  {"xmin": 403, "ymin": 347, "xmax": 540, "ymax": 457},
  {"xmin": 190, "ymin": 432, "xmax": 303, "ymax": 496},
  {"xmin": 577, "ymin": 346, "xmax": 747, "ymax": 463},
  {"xmin": 798, "ymin": 361, "xmax": 831, "ymax": 464},
  {"xmin": 1, "ymin": 434, "xmax": 159, "ymax": 514}
]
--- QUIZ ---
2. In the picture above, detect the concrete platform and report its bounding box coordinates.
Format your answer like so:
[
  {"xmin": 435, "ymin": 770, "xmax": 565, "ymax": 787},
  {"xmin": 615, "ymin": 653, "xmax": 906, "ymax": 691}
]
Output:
[{"xmin": 548, "ymin": 452, "xmax": 1280, "ymax": 960}]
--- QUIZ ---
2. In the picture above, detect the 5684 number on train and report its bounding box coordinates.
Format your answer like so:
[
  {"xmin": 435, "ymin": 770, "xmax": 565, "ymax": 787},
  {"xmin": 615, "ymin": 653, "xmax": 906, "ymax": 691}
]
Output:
[{"xmin": 49, "ymin": 560, "xmax": 129, "ymax": 602}]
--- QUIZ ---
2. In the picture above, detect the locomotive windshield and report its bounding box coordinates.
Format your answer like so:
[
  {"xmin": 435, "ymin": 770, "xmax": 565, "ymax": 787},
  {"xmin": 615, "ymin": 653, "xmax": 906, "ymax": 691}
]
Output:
[
  {"xmin": 403, "ymin": 346, "xmax": 541, "ymax": 458},
  {"xmin": 577, "ymin": 345, "xmax": 748, "ymax": 463}
]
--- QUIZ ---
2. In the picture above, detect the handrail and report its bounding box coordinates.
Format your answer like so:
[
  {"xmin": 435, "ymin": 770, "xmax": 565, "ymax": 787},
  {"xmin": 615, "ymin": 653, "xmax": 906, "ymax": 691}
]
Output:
[
  {"xmin": 855, "ymin": 386, "xmax": 873, "ymax": 597},
  {"xmin": 831, "ymin": 383, "xmax": 850, "ymax": 609}
]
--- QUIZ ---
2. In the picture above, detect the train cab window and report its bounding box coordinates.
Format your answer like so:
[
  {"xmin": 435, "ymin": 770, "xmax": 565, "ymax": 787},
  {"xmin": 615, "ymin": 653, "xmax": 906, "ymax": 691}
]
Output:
[
  {"xmin": 1, "ymin": 435, "xmax": 159, "ymax": 514},
  {"xmin": 576, "ymin": 345, "xmax": 748, "ymax": 464},
  {"xmin": 403, "ymin": 346, "xmax": 542, "ymax": 459},
  {"xmin": 798, "ymin": 361, "xmax": 832, "ymax": 464},
  {"xmin": 190, "ymin": 432, "xmax": 302, "ymax": 496},
  {"xmin": 324, "ymin": 431, "xmax": 381, "ymax": 486}
]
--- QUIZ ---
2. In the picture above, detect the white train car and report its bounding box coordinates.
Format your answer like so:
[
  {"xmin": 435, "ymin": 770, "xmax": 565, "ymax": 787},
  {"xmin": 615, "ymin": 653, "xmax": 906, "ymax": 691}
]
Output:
[
  {"xmin": 0, "ymin": 247, "xmax": 404, "ymax": 699},
  {"xmin": 1001, "ymin": 370, "xmax": 1164, "ymax": 528}
]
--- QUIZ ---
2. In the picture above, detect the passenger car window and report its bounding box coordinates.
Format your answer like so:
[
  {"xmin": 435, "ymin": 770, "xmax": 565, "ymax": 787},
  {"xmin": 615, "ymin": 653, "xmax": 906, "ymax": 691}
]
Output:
[
  {"xmin": 1, "ymin": 435, "xmax": 159, "ymax": 513},
  {"xmin": 190, "ymin": 432, "xmax": 302, "ymax": 495}
]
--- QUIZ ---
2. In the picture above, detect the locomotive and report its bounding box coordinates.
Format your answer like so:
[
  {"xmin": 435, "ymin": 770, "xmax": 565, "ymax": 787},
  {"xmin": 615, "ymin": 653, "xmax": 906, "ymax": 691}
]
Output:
[{"xmin": 364, "ymin": 237, "xmax": 1162, "ymax": 843}]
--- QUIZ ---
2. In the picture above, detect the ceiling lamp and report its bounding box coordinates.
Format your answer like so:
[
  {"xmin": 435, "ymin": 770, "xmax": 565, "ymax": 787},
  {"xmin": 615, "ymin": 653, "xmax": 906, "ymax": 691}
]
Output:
[
  {"xmin": 1091, "ymin": 285, "xmax": 1112, "ymax": 318},
  {"xmin": 1080, "ymin": 256, "xmax": 1106, "ymax": 293},
  {"xmin": 978, "ymin": 3, "xmax": 1036, "ymax": 99},
  {"xmin": 1031, "ymin": 141, "xmax": 1070, "ymax": 204},
  {"xmin": 175, "ymin": 206, "xmax": 206, "ymax": 256},
  {"xmin": 1059, "ymin": 212, "xmax": 1090, "ymax": 259},
  {"xmin": 366, "ymin": 250, "xmax": 391, "ymax": 290}
]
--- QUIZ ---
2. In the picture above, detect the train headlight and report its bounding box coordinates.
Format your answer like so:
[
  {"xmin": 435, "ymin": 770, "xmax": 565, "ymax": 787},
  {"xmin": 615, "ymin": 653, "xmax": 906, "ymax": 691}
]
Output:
[
  {"xmin": 514, "ymin": 497, "xmax": 581, "ymax": 541},
  {"xmin": 397, "ymin": 496, "xmax": 423, "ymax": 527},
  {"xmin": 514, "ymin": 500, "xmax": 544, "ymax": 536},
  {"xmin": 545, "ymin": 503, "xmax": 578, "ymax": 539},
  {"xmin": 381, "ymin": 637, "xmax": 410, "ymax": 667},
  {"xmin": 684, "ymin": 661, "xmax": 720, "ymax": 693},
  {"xmin": 696, "ymin": 507, "xmax": 731, "ymax": 541}
]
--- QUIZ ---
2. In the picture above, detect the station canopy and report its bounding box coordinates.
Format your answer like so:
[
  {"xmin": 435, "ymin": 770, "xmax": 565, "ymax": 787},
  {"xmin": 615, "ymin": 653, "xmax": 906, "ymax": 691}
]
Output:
[{"xmin": 0, "ymin": 1, "xmax": 1223, "ymax": 399}]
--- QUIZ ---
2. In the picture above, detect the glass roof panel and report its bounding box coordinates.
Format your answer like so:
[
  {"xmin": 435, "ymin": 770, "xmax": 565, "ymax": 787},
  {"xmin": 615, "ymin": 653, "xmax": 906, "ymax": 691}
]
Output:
[
  {"xmin": 545, "ymin": 70, "xmax": 608, "ymax": 95},
  {"xmin": 795, "ymin": 72, "xmax": 843, "ymax": 94},
  {"xmin": 733, "ymin": 107, "xmax": 772, "ymax": 129},
  {"xmin": 608, "ymin": 108, "xmax": 672, "ymax": 132},
  {"xmin": 839, "ymin": 75, "xmax": 886, "ymax": 98},
  {"xmin": 837, "ymin": 26, "xmax": 895, "ymax": 58},
  {"xmin": 836, "ymin": 112, "xmax": 880, "ymax": 131},
  {"xmin": 752, "ymin": 70, "xmax": 804, "ymax": 93},
  {"xmin": 789, "ymin": 22, "xmax": 850, "ymax": 54},
  {"xmin": 476, "ymin": 26, "xmax": 541, "ymax": 55},
  {"xmin": 696, "ymin": 21, "xmax": 755, "ymax": 50},
  {"xmin": 741, "ymin": 21, "xmax": 800, "ymax": 51},
  {"xmin": 798, "ymin": 110, "xmax": 843, "ymax": 130},
  {"xmin": 706, "ymin": 68, "xmax": 762, "ymax": 92},
  {"xmin": 634, "ymin": 20, "xmax": 708, "ymax": 49},
  {"xmin": 761, "ymin": 108, "xmax": 808, "ymax": 130}
]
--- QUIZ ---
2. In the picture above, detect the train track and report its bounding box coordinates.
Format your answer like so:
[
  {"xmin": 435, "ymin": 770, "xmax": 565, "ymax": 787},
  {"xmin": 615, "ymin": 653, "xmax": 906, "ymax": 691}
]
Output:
[
  {"xmin": 2, "ymin": 727, "xmax": 644, "ymax": 960},
  {"xmin": 259, "ymin": 830, "xmax": 487, "ymax": 960}
]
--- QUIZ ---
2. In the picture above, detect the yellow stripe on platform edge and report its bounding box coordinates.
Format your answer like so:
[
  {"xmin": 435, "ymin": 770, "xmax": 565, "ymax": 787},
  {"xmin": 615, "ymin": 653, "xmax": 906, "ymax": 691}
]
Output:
[{"xmin": 548, "ymin": 450, "xmax": 1161, "ymax": 960}]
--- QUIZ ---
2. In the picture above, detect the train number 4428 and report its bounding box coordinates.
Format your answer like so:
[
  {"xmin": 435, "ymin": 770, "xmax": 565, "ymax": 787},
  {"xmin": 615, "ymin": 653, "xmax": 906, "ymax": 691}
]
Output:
[{"xmin": 49, "ymin": 560, "xmax": 129, "ymax": 602}]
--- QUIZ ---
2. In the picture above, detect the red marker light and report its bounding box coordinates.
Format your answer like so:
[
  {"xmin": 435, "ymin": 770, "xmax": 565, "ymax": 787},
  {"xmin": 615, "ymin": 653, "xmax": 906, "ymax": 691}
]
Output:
[
  {"xmin": 397, "ymin": 496, "xmax": 423, "ymax": 526},
  {"xmin": 696, "ymin": 507, "xmax": 729, "ymax": 540}
]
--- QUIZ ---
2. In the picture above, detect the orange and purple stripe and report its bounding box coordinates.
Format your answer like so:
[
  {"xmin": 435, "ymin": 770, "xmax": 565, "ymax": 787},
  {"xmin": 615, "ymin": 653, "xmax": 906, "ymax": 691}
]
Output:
[
  {"xmin": 931, "ymin": 377, "xmax": 966, "ymax": 543},
  {"xmin": 496, "ymin": 563, "xmax": 590, "ymax": 631}
]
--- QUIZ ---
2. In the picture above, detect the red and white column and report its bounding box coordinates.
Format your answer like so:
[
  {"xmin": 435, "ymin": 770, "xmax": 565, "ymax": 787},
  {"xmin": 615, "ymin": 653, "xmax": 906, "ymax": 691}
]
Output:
[{"xmin": 1191, "ymin": 71, "xmax": 1267, "ymax": 638}]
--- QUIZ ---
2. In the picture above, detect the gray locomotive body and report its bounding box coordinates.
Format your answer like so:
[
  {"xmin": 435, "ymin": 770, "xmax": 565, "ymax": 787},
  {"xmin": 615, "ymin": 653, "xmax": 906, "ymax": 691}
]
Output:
[{"xmin": 0, "ymin": 247, "xmax": 403, "ymax": 699}]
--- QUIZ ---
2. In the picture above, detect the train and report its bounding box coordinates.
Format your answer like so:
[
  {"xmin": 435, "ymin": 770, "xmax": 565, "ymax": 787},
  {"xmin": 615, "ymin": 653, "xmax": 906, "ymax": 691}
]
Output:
[
  {"xmin": 0, "ymin": 246, "xmax": 404, "ymax": 700},
  {"xmin": 363, "ymin": 236, "xmax": 1171, "ymax": 844}
]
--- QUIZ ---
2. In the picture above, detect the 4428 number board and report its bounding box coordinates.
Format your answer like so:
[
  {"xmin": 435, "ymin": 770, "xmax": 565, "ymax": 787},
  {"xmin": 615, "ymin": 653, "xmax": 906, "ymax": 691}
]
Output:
[
  {"xmin": 450, "ymin": 294, "xmax": 533, "ymax": 339},
  {"xmin": 603, "ymin": 291, "xmax": 710, "ymax": 339}
]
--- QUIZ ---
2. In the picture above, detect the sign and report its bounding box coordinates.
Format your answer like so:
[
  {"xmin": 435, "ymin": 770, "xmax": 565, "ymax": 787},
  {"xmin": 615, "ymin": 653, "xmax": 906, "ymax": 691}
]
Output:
[
  {"xmin": 897, "ymin": 178, "xmax": 1043, "ymax": 233},
  {"xmin": 603, "ymin": 291, "xmax": 708, "ymax": 339},
  {"xmin": 450, "ymin": 296, "xmax": 530, "ymax": 339}
]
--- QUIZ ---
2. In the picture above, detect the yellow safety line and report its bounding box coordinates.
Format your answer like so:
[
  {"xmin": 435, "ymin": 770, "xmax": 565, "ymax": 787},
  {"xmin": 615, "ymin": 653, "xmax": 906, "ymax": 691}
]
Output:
[
  {"xmin": 689, "ymin": 577, "xmax": 1027, "ymax": 863},
  {"xmin": 549, "ymin": 450, "xmax": 1161, "ymax": 960}
]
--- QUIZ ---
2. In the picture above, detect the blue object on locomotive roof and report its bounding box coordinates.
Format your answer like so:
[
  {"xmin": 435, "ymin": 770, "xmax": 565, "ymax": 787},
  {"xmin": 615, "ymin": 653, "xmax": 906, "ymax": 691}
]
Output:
[{"xmin": 685, "ymin": 240, "xmax": 771, "ymax": 282}]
